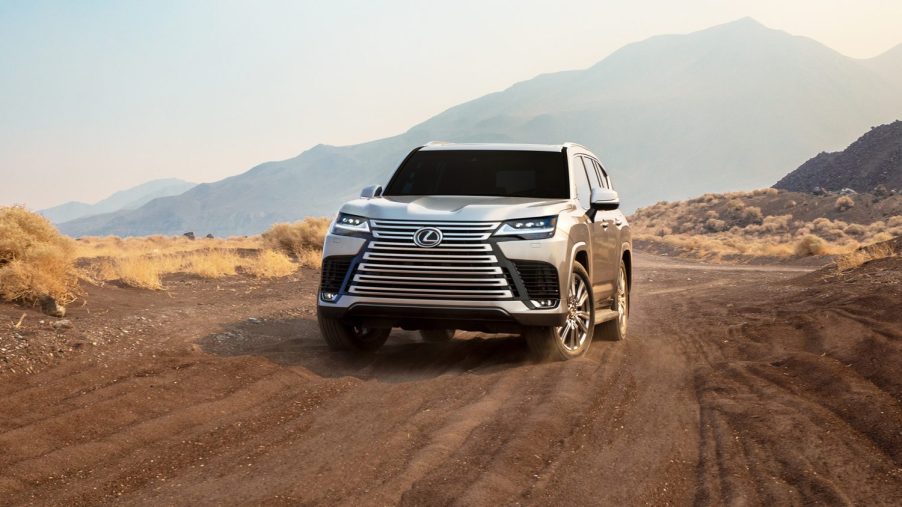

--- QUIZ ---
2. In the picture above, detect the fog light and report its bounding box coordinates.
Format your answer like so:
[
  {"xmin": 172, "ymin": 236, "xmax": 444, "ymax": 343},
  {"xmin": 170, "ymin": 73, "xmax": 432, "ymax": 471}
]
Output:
[
  {"xmin": 531, "ymin": 299, "xmax": 559, "ymax": 308},
  {"xmin": 321, "ymin": 292, "xmax": 338, "ymax": 302}
]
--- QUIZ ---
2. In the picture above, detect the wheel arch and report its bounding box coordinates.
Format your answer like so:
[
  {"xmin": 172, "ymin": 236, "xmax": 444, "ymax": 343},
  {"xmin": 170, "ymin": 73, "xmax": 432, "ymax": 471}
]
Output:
[
  {"xmin": 565, "ymin": 241, "xmax": 589, "ymax": 297},
  {"xmin": 621, "ymin": 247, "xmax": 632, "ymax": 290}
]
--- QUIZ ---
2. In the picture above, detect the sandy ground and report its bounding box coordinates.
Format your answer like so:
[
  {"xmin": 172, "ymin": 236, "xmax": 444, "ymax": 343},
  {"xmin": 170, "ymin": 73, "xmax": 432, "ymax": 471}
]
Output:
[{"xmin": 0, "ymin": 252, "xmax": 900, "ymax": 506}]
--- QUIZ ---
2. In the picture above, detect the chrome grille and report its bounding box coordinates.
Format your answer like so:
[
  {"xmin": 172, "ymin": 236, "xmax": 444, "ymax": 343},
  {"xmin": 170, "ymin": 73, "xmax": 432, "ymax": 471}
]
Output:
[{"xmin": 349, "ymin": 219, "xmax": 512, "ymax": 299}]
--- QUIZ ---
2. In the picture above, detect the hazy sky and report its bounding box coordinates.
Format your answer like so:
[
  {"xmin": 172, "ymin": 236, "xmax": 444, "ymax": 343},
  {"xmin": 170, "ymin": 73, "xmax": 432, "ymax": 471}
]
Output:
[{"xmin": 2, "ymin": 0, "xmax": 900, "ymax": 209}]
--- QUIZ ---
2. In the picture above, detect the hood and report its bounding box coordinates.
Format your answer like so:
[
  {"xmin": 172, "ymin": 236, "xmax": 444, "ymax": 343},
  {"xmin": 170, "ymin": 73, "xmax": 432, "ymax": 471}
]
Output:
[{"xmin": 339, "ymin": 195, "xmax": 575, "ymax": 222}]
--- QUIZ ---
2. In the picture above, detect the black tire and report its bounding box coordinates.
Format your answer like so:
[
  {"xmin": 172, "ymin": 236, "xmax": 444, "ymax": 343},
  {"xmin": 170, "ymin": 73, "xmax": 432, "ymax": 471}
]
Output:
[
  {"xmin": 525, "ymin": 262, "xmax": 594, "ymax": 361},
  {"xmin": 317, "ymin": 312, "xmax": 390, "ymax": 352},
  {"xmin": 597, "ymin": 261, "xmax": 629, "ymax": 341},
  {"xmin": 419, "ymin": 329, "xmax": 455, "ymax": 342}
]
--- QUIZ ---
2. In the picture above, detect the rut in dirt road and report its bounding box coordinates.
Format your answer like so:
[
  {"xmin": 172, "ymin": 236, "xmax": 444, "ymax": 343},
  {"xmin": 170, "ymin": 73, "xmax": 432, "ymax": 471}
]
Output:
[{"xmin": 0, "ymin": 253, "xmax": 899, "ymax": 505}]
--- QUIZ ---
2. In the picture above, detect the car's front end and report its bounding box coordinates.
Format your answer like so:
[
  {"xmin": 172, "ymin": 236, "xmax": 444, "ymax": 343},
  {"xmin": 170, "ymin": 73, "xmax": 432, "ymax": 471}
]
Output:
[{"xmin": 317, "ymin": 197, "xmax": 579, "ymax": 334}]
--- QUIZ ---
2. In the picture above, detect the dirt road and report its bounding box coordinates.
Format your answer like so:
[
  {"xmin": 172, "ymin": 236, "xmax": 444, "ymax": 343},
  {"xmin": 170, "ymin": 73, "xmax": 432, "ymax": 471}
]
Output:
[{"xmin": 1, "ymin": 253, "xmax": 900, "ymax": 505}]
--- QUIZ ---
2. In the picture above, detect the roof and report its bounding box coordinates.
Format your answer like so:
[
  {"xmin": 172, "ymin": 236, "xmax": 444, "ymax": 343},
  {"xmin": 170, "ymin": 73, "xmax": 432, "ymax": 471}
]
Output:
[{"xmin": 419, "ymin": 142, "xmax": 586, "ymax": 152}]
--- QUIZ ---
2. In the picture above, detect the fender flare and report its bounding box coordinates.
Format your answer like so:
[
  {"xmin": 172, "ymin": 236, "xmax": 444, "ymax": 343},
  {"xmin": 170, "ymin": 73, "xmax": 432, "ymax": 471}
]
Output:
[{"xmin": 567, "ymin": 241, "xmax": 588, "ymax": 279}]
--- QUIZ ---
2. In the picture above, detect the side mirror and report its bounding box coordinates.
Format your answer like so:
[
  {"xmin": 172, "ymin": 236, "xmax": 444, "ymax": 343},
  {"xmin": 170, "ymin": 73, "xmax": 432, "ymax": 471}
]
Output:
[
  {"xmin": 360, "ymin": 185, "xmax": 383, "ymax": 199},
  {"xmin": 590, "ymin": 187, "xmax": 620, "ymax": 211}
]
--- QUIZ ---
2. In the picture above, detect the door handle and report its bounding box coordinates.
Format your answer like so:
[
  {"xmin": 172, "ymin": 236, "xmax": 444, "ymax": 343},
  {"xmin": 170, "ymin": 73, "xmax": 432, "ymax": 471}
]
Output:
[
  {"xmin": 602, "ymin": 222, "xmax": 609, "ymax": 229},
  {"xmin": 614, "ymin": 217, "xmax": 622, "ymax": 226}
]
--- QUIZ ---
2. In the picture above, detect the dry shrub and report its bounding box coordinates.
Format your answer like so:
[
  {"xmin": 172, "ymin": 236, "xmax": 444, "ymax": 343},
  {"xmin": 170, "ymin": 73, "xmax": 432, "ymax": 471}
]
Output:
[
  {"xmin": 704, "ymin": 219, "xmax": 727, "ymax": 232},
  {"xmin": 834, "ymin": 242, "xmax": 897, "ymax": 272},
  {"xmin": 74, "ymin": 235, "xmax": 261, "ymax": 259},
  {"xmin": 244, "ymin": 250, "xmax": 297, "ymax": 278},
  {"xmin": 81, "ymin": 246, "xmax": 300, "ymax": 289},
  {"xmin": 795, "ymin": 235, "xmax": 828, "ymax": 256},
  {"xmin": 113, "ymin": 257, "xmax": 164, "ymax": 290},
  {"xmin": 844, "ymin": 223, "xmax": 866, "ymax": 236},
  {"xmin": 726, "ymin": 198, "xmax": 746, "ymax": 213},
  {"xmin": 185, "ymin": 250, "xmax": 242, "ymax": 278},
  {"xmin": 296, "ymin": 249, "xmax": 323, "ymax": 269},
  {"xmin": 741, "ymin": 206, "xmax": 764, "ymax": 224},
  {"xmin": 262, "ymin": 217, "xmax": 331, "ymax": 256},
  {"xmin": 0, "ymin": 206, "xmax": 78, "ymax": 303},
  {"xmin": 871, "ymin": 232, "xmax": 893, "ymax": 243},
  {"xmin": 835, "ymin": 195, "xmax": 854, "ymax": 211}
]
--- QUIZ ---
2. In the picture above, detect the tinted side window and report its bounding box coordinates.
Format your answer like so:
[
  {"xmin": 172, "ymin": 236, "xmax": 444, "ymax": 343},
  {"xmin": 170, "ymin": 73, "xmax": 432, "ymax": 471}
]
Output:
[
  {"xmin": 581, "ymin": 157, "xmax": 601, "ymax": 188},
  {"xmin": 573, "ymin": 157, "xmax": 592, "ymax": 208},
  {"xmin": 593, "ymin": 159, "xmax": 611, "ymax": 189}
]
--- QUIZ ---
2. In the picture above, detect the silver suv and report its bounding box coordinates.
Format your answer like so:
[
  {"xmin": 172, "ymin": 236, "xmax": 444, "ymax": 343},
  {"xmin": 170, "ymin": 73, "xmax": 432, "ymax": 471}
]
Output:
[{"xmin": 317, "ymin": 142, "xmax": 631, "ymax": 360}]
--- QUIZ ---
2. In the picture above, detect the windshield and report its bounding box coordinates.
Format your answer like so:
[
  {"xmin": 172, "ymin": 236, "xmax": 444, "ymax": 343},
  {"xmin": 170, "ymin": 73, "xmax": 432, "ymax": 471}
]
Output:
[{"xmin": 383, "ymin": 150, "xmax": 569, "ymax": 198}]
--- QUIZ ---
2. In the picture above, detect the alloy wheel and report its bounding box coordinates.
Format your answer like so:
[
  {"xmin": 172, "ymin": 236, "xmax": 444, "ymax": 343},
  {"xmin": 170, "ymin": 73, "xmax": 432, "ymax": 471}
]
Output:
[{"xmin": 557, "ymin": 274, "xmax": 591, "ymax": 352}]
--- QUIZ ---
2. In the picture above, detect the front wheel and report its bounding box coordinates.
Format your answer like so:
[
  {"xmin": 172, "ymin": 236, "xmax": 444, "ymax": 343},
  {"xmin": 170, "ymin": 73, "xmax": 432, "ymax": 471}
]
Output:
[
  {"xmin": 525, "ymin": 262, "xmax": 594, "ymax": 361},
  {"xmin": 317, "ymin": 312, "xmax": 390, "ymax": 352}
]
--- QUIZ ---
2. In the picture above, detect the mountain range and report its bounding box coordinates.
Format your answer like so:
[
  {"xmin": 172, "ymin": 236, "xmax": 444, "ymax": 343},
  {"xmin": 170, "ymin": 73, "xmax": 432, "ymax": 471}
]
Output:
[
  {"xmin": 42, "ymin": 178, "xmax": 195, "ymax": 224},
  {"xmin": 58, "ymin": 18, "xmax": 902, "ymax": 237},
  {"xmin": 774, "ymin": 120, "xmax": 902, "ymax": 193}
]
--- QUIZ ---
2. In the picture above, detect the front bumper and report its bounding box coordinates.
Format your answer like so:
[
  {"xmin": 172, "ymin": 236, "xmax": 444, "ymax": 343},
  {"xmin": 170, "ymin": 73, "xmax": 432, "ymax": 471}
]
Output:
[{"xmin": 318, "ymin": 297, "xmax": 566, "ymax": 333}]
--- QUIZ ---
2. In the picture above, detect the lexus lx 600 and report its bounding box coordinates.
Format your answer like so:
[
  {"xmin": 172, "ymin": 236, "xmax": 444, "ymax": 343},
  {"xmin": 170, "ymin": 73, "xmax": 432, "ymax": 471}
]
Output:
[{"xmin": 317, "ymin": 142, "xmax": 631, "ymax": 360}]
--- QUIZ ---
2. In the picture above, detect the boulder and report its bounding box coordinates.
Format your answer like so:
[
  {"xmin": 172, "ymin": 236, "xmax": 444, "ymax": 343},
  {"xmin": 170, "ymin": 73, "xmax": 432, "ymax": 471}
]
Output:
[{"xmin": 39, "ymin": 295, "xmax": 66, "ymax": 318}]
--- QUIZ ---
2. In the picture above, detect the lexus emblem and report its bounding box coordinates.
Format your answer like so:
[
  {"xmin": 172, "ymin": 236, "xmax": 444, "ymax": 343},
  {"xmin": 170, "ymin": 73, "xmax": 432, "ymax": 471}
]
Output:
[{"xmin": 413, "ymin": 227, "xmax": 443, "ymax": 248}]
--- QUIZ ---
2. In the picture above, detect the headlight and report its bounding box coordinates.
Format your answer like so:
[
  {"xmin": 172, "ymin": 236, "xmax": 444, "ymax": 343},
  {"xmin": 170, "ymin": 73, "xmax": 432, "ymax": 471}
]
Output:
[
  {"xmin": 332, "ymin": 212, "xmax": 370, "ymax": 235},
  {"xmin": 493, "ymin": 216, "xmax": 557, "ymax": 239}
]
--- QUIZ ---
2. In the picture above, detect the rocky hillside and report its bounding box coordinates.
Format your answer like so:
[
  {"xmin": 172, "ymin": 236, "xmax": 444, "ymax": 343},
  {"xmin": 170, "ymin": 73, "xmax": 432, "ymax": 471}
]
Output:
[
  {"xmin": 774, "ymin": 120, "xmax": 902, "ymax": 193},
  {"xmin": 629, "ymin": 188, "xmax": 902, "ymax": 261}
]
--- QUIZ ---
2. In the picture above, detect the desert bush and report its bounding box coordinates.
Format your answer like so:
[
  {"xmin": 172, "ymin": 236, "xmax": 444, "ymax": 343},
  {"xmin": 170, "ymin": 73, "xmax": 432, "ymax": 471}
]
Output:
[
  {"xmin": 761, "ymin": 214, "xmax": 791, "ymax": 233},
  {"xmin": 835, "ymin": 195, "xmax": 854, "ymax": 211},
  {"xmin": 844, "ymin": 223, "xmax": 866, "ymax": 236},
  {"xmin": 835, "ymin": 242, "xmax": 897, "ymax": 272},
  {"xmin": 186, "ymin": 250, "xmax": 242, "ymax": 278},
  {"xmin": 870, "ymin": 232, "xmax": 893, "ymax": 243},
  {"xmin": 296, "ymin": 249, "xmax": 323, "ymax": 269},
  {"xmin": 704, "ymin": 219, "xmax": 727, "ymax": 232},
  {"xmin": 0, "ymin": 206, "xmax": 78, "ymax": 303},
  {"xmin": 741, "ymin": 206, "xmax": 764, "ymax": 224},
  {"xmin": 244, "ymin": 250, "xmax": 297, "ymax": 278},
  {"xmin": 726, "ymin": 198, "xmax": 745, "ymax": 213},
  {"xmin": 262, "ymin": 217, "xmax": 331, "ymax": 256},
  {"xmin": 113, "ymin": 256, "xmax": 165, "ymax": 290},
  {"xmin": 795, "ymin": 235, "xmax": 828, "ymax": 256}
]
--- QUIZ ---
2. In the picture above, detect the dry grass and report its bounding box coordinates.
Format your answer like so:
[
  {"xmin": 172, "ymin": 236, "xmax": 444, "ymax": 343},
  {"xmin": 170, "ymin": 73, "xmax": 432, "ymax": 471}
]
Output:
[
  {"xmin": 834, "ymin": 242, "xmax": 898, "ymax": 272},
  {"xmin": 260, "ymin": 217, "xmax": 329, "ymax": 270},
  {"xmin": 244, "ymin": 250, "xmax": 297, "ymax": 278},
  {"xmin": 0, "ymin": 208, "xmax": 323, "ymax": 298},
  {"xmin": 73, "ymin": 235, "xmax": 262, "ymax": 259},
  {"xmin": 835, "ymin": 195, "xmax": 855, "ymax": 211},
  {"xmin": 0, "ymin": 206, "xmax": 79, "ymax": 304},
  {"xmin": 262, "ymin": 217, "xmax": 330, "ymax": 256},
  {"xmin": 76, "ymin": 235, "xmax": 302, "ymax": 290},
  {"xmin": 794, "ymin": 235, "xmax": 828, "ymax": 256},
  {"xmin": 631, "ymin": 189, "xmax": 901, "ymax": 261}
]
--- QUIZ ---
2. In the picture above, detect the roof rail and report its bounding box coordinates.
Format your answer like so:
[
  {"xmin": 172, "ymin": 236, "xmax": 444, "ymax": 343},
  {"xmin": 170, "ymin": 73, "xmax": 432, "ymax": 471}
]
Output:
[
  {"xmin": 562, "ymin": 141, "xmax": 589, "ymax": 151},
  {"xmin": 424, "ymin": 141, "xmax": 451, "ymax": 146}
]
